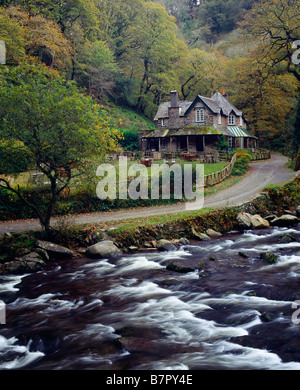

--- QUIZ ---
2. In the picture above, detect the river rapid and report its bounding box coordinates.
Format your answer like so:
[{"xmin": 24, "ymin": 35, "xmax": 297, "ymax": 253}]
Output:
[{"xmin": 0, "ymin": 224, "xmax": 300, "ymax": 371}]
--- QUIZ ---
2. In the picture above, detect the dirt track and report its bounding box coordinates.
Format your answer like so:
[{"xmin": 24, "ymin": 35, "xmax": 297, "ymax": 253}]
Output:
[{"xmin": 0, "ymin": 154, "xmax": 297, "ymax": 235}]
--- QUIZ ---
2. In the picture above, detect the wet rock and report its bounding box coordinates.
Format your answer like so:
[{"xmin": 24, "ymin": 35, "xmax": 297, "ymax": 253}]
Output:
[
  {"xmin": 270, "ymin": 215, "xmax": 299, "ymax": 227},
  {"xmin": 239, "ymin": 251, "xmax": 248, "ymax": 258},
  {"xmin": 86, "ymin": 240, "xmax": 122, "ymax": 259},
  {"xmin": 191, "ymin": 226, "xmax": 210, "ymax": 241},
  {"xmin": 4, "ymin": 252, "xmax": 46, "ymax": 274},
  {"xmin": 278, "ymin": 234, "xmax": 297, "ymax": 244},
  {"xmin": 166, "ymin": 261, "xmax": 195, "ymax": 274},
  {"xmin": 179, "ymin": 237, "xmax": 190, "ymax": 246},
  {"xmin": 157, "ymin": 239, "xmax": 177, "ymax": 252},
  {"xmin": 37, "ymin": 240, "xmax": 75, "ymax": 259},
  {"xmin": 206, "ymin": 229, "xmax": 222, "ymax": 238},
  {"xmin": 260, "ymin": 312, "xmax": 275, "ymax": 322},
  {"xmin": 260, "ymin": 252, "xmax": 278, "ymax": 264}
]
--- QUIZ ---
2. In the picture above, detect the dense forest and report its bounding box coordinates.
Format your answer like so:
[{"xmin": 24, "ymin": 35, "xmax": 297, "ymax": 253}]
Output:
[{"xmin": 0, "ymin": 0, "xmax": 299, "ymax": 156}]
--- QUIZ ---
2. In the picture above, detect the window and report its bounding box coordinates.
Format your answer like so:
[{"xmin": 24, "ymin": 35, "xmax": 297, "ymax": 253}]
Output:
[
  {"xmin": 239, "ymin": 116, "xmax": 243, "ymax": 126},
  {"xmin": 161, "ymin": 118, "xmax": 166, "ymax": 127},
  {"xmin": 228, "ymin": 114, "xmax": 235, "ymax": 126},
  {"xmin": 218, "ymin": 113, "xmax": 221, "ymax": 125},
  {"xmin": 196, "ymin": 108, "xmax": 204, "ymax": 123}
]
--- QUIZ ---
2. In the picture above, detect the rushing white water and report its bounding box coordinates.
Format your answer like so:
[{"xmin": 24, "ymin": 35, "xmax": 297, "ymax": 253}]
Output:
[{"xmin": 0, "ymin": 225, "xmax": 300, "ymax": 370}]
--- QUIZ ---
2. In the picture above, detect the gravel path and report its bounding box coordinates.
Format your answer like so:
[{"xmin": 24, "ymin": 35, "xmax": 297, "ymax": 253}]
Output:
[{"xmin": 0, "ymin": 154, "xmax": 297, "ymax": 235}]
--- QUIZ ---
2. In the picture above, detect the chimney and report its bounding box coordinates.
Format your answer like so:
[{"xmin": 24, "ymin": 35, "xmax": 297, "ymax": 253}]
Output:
[
  {"xmin": 170, "ymin": 90, "xmax": 179, "ymax": 107},
  {"xmin": 222, "ymin": 90, "xmax": 228, "ymax": 99},
  {"xmin": 168, "ymin": 90, "xmax": 180, "ymax": 129}
]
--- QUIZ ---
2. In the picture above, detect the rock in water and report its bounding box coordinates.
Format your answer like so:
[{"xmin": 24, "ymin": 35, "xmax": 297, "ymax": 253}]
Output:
[
  {"xmin": 237, "ymin": 212, "xmax": 269, "ymax": 229},
  {"xmin": 270, "ymin": 215, "xmax": 299, "ymax": 227},
  {"xmin": 260, "ymin": 252, "xmax": 278, "ymax": 264},
  {"xmin": 206, "ymin": 229, "xmax": 222, "ymax": 238},
  {"xmin": 86, "ymin": 240, "xmax": 121, "ymax": 259},
  {"xmin": 37, "ymin": 240, "xmax": 75, "ymax": 259},
  {"xmin": 191, "ymin": 226, "xmax": 210, "ymax": 241},
  {"xmin": 250, "ymin": 215, "xmax": 270, "ymax": 229},
  {"xmin": 237, "ymin": 212, "xmax": 252, "ymax": 229},
  {"xmin": 157, "ymin": 239, "xmax": 177, "ymax": 252}
]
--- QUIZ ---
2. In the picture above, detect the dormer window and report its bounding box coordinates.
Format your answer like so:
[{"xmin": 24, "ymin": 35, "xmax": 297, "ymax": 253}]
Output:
[
  {"xmin": 161, "ymin": 118, "xmax": 166, "ymax": 127},
  {"xmin": 228, "ymin": 114, "xmax": 235, "ymax": 126},
  {"xmin": 196, "ymin": 108, "xmax": 205, "ymax": 123}
]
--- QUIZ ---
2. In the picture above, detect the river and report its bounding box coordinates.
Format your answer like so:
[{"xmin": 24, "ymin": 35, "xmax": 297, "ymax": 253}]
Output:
[{"xmin": 0, "ymin": 224, "xmax": 300, "ymax": 370}]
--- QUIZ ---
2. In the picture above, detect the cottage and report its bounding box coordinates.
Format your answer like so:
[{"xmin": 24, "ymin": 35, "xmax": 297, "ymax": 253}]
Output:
[{"xmin": 139, "ymin": 91, "xmax": 258, "ymax": 159}]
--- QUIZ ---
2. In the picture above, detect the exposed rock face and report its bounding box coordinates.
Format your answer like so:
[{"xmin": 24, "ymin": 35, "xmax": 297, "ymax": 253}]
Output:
[
  {"xmin": 157, "ymin": 239, "xmax": 177, "ymax": 252},
  {"xmin": 86, "ymin": 240, "xmax": 122, "ymax": 259},
  {"xmin": 37, "ymin": 240, "xmax": 75, "ymax": 259}
]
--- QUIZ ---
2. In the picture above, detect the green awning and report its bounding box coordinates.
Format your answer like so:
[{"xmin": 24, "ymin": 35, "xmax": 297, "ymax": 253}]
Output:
[{"xmin": 227, "ymin": 127, "xmax": 257, "ymax": 138}]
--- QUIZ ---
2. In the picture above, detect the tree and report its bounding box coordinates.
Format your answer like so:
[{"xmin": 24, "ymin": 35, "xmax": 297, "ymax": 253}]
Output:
[
  {"xmin": 0, "ymin": 6, "xmax": 73, "ymax": 72},
  {"xmin": 177, "ymin": 48, "xmax": 229, "ymax": 99},
  {"xmin": 239, "ymin": 0, "xmax": 300, "ymax": 155},
  {"xmin": 0, "ymin": 62, "xmax": 119, "ymax": 235},
  {"xmin": 240, "ymin": 0, "xmax": 300, "ymax": 82}
]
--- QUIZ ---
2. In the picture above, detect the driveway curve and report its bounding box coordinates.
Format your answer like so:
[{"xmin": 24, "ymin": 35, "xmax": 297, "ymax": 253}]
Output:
[{"xmin": 0, "ymin": 154, "xmax": 297, "ymax": 235}]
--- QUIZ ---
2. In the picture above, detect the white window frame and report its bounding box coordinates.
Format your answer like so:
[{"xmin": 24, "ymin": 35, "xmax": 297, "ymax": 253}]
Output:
[
  {"xmin": 239, "ymin": 116, "xmax": 243, "ymax": 126},
  {"xmin": 161, "ymin": 118, "xmax": 166, "ymax": 127},
  {"xmin": 218, "ymin": 113, "xmax": 221, "ymax": 125},
  {"xmin": 196, "ymin": 108, "xmax": 205, "ymax": 123},
  {"xmin": 228, "ymin": 114, "xmax": 235, "ymax": 126}
]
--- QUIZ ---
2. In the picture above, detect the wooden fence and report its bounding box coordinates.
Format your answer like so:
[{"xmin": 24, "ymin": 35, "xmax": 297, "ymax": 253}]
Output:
[
  {"xmin": 204, "ymin": 153, "xmax": 237, "ymax": 187},
  {"xmin": 250, "ymin": 148, "xmax": 271, "ymax": 161}
]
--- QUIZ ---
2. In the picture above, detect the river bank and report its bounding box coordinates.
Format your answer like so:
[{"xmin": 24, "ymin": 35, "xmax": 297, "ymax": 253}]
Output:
[{"xmin": 0, "ymin": 174, "xmax": 299, "ymax": 276}]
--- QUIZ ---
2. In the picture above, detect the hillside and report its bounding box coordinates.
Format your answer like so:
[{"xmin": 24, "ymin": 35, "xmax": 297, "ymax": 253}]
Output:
[{"xmin": 152, "ymin": 0, "xmax": 258, "ymax": 46}]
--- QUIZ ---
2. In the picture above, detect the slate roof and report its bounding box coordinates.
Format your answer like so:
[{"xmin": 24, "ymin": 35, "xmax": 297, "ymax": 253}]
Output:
[
  {"xmin": 154, "ymin": 100, "xmax": 192, "ymax": 121},
  {"xmin": 154, "ymin": 91, "xmax": 243, "ymax": 120},
  {"xmin": 211, "ymin": 92, "xmax": 242, "ymax": 116}
]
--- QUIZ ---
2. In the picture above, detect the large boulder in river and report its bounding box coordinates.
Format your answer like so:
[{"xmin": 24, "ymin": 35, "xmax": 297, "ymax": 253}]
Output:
[
  {"xmin": 157, "ymin": 239, "xmax": 177, "ymax": 252},
  {"xmin": 237, "ymin": 212, "xmax": 252, "ymax": 229},
  {"xmin": 237, "ymin": 212, "xmax": 269, "ymax": 229},
  {"xmin": 4, "ymin": 252, "xmax": 46, "ymax": 274},
  {"xmin": 270, "ymin": 214, "xmax": 299, "ymax": 227},
  {"xmin": 86, "ymin": 240, "xmax": 122, "ymax": 259},
  {"xmin": 250, "ymin": 215, "xmax": 270, "ymax": 229},
  {"xmin": 37, "ymin": 240, "xmax": 75, "ymax": 259}
]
